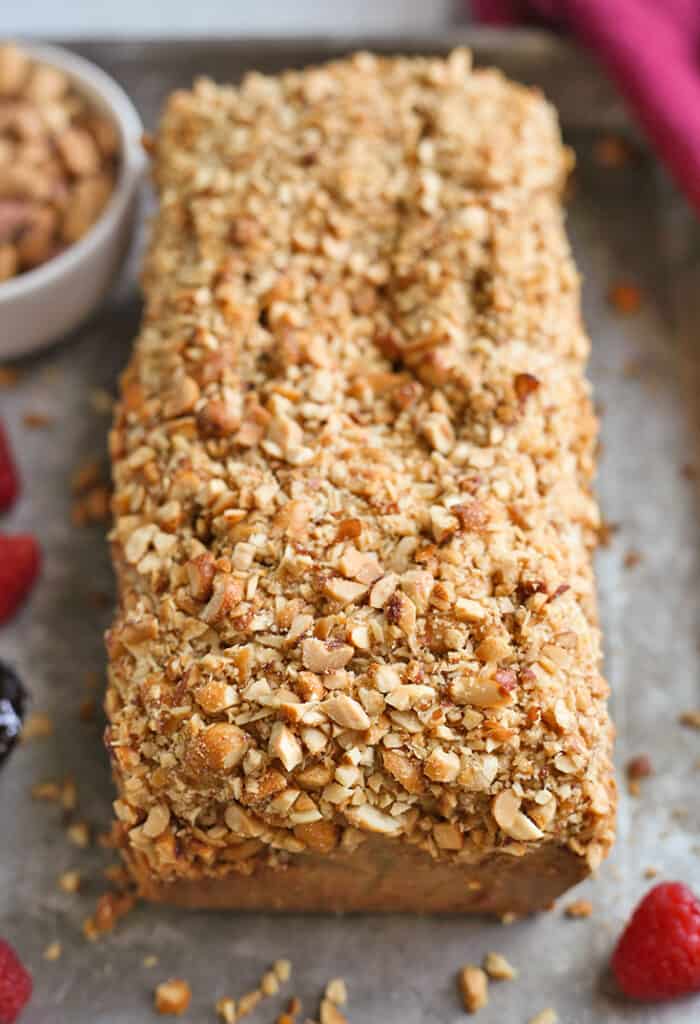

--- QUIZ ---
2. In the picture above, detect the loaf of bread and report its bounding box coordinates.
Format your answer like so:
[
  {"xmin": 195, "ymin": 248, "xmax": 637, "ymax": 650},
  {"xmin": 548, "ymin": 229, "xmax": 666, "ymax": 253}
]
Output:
[{"xmin": 106, "ymin": 50, "xmax": 615, "ymax": 914}]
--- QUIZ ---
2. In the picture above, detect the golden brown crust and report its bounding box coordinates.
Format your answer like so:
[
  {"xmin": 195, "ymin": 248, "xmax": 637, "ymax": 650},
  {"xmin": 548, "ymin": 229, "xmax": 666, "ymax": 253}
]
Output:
[{"xmin": 106, "ymin": 49, "xmax": 615, "ymax": 909}]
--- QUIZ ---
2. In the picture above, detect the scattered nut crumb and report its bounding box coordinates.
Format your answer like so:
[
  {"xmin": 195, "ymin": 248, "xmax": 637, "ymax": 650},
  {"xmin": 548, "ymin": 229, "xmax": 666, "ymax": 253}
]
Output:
[
  {"xmin": 155, "ymin": 979, "xmax": 192, "ymax": 1016},
  {"xmin": 0, "ymin": 366, "xmax": 20, "ymax": 388},
  {"xmin": 22, "ymin": 713, "xmax": 53, "ymax": 740},
  {"xmin": 273, "ymin": 960, "xmax": 292, "ymax": 983},
  {"xmin": 143, "ymin": 955, "xmax": 159, "ymax": 968},
  {"xmin": 644, "ymin": 866, "xmax": 658, "ymax": 879},
  {"xmin": 79, "ymin": 697, "xmax": 96, "ymax": 721},
  {"xmin": 43, "ymin": 941, "xmax": 62, "ymax": 961},
  {"xmin": 261, "ymin": 970, "xmax": 279, "ymax": 997},
  {"xmin": 608, "ymin": 281, "xmax": 642, "ymax": 314},
  {"xmin": 58, "ymin": 869, "xmax": 81, "ymax": 893},
  {"xmin": 237, "ymin": 990, "xmax": 262, "ymax": 1018},
  {"xmin": 593, "ymin": 135, "xmax": 632, "ymax": 168},
  {"xmin": 324, "ymin": 979, "xmax": 347, "ymax": 1006},
  {"xmin": 82, "ymin": 889, "xmax": 135, "ymax": 941},
  {"xmin": 622, "ymin": 549, "xmax": 642, "ymax": 570},
  {"xmin": 67, "ymin": 821, "xmax": 90, "ymax": 848},
  {"xmin": 22, "ymin": 411, "xmax": 53, "ymax": 429},
  {"xmin": 626, "ymin": 754, "xmax": 653, "ymax": 796},
  {"xmin": 680, "ymin": 709, "xmax": 700, "ymax": 729},
  {"xmin": 597, "ymin": 520, "xmax": 619, "ymax": 547},
  {"xmin": 215, "ymin": 997, "xmax": 237, "ymax": 1023},
  {"xmin": 565, "ymin": 899, "xmax": 593, "ymax": 919},
  {"xmin": 31, "ymin": 780, "xmax": 62, "ymax": 801},
  {"xmin": 71, "ymin": 457, "xmax": 103, "ymax": 494},
  {"xmin": 458, "ymin": 965, "xmax": 489, "ymax": 1014},
  {"xmin": 89, "ymin": 387, "xmax": 114, "ymax": 415},
  {"xmin": 71, "ymin": 481, "xmax": 111, "ymax": 527},
  {"xmin": 499, "ymin": 912, "xmax": 518, "ymax": 925},
  {"xmin": 528, "ymin": 1011, "xmax": 558, "ymax": 1024},
  {"xmin": 483, "ymin": 952, "xmax": 517, "ymax": 981},
  {"xmin": 61, "ymin": 778, "xmax": 77, "ymax": 811},
  {"xmin": 320, "ymin": 997, "xmax": 347, "ymax": 1024}
]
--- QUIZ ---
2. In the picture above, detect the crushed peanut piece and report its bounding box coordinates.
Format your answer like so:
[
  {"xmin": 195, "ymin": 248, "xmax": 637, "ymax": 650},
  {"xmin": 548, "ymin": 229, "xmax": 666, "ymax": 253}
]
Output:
[
  {"xmin": 261, "ymin": 970, "xmax": 280, "ymax": 997},
  {"xmin": 31, "ymin": 780, "xmax": 62, "ymax": 802},
  {"xmin": 22, "ymin": 713, "xmax": 53, "ymax": 740},
  {"xmin": 0, "ymin": 366, "xmax": 20, "ymax": 388},
  {"xmin": 458, "ymin": 965, "xmax": 489, "ymax": 1014},
  {"xmin": 215, "ymin": 997, "xmax": 237, "ymax": 1023},
  {"xmin": 680, "ymin": 709, "xmax": 700, "ymax": 729},
  {"xmin": 143, "ymin": 955, "xmax": 159, "ymax": 968},
  {"xmin": 565, "ymin": 898, "xmax": 593, "ymax": 919},
  {"xmin": 82, "ymin": 889, "xmax": 135, "ymax": 941},
  {"xmin": 155, "ymin": 979, "xmax": 192, "ymax": 1016},
  {"xmin": 626, "ymin": 754, "xmax": 652, "ymax": 796},
  {"xmin": 593, "ymin": 135, "xmax": 633, "ymax": 168},
  {"xmin": 528, "ymin": 1011, "xmax": 558, "ymax": 1024},
  {"xmin": 608, "ymin": 281, "xmax": 642, "ymax": 314},
  {"xmin": 273, "ymin": 960, "xmax": 293, "ymax": 983},
  {"xmin": 43, "ymin": 941, "xmax": 62, "ymax": 961},
  {"xmin": 22, "ymin": 412, "xmax": 52, "ymax": 429},
  {"xmin": 58, "ymin": 870, "xmax": 81, "ymax": 893},
  {"xmin": 319, "ymin": 999, "xmax": 347, "ymax": 1024},
  {"xmin": 67, "ymin": 822, "xmax": 90, "ymax": 848},
  {"xmin": 483, "ymin": 952, "xmax": 518, "ymax": 980},
  {"xmin": 622, "ymin": 548, "xmax": 642, "ymax": 570},
  {"xmin": 236, "ymin": 990, "xmax": 262, "ymax": 1017},
  {"xmin": 324, "ymin": 979, "xmax": 347, "ymax": 1005}
]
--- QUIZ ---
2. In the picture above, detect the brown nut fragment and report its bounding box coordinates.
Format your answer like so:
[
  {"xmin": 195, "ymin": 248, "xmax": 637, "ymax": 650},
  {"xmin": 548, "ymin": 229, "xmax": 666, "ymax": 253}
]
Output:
[
  {"xmin": 302, "ymin": 637, "xmax": 353, "ymax": 673},
  {"xmin": 528, "ymin": 1011, "xmax": 558, "ymax": 1024},
  {"xmin": 458, "ymin": 965, "xmax": 488, "ymax": 1014},
  {"xmin": 608, "ymin": 281, "xmax": 641, "ymax": 314},
  {"xmin": 565, "ymin": 898, "xmax": 593, "ymax": 919},
  {"xmin": 154, "ymin": 978, "xmax": 192, "ymax": 1016},
  {"xmin": 319, "ymin": 998, "xmax": 348, "ymax": 1024},
  {"xmin": 186, "ymin": 553, "xmax": 216, "ymax": 601},
  {"xmin": 483, "ymin": 952, "xmax": 518, "ymax": 980},
  {"xmin": 293, "ymin": 819, "xmax": 339, "ymax": 854},
  {"xmin": 184, "ymin": 725, "xmax": 248, "ymax": 783},
  {"xmin": 202, "ymin": 573, "xmax": 244, "ymax": 624}
]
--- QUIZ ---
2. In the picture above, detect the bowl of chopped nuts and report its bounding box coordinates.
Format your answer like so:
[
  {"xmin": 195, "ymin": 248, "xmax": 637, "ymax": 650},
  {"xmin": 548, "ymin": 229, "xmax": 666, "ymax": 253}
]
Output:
[{"xmin": 0, "ymin": 41, "xmax": 145, "ymax": 359}]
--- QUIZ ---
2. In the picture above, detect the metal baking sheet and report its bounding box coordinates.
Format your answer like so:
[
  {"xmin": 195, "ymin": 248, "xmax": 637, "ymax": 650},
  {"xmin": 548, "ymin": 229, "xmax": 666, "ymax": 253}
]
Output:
[{"xmin": 2, "ymin": 29, "xmax": 699, "ymax": 1023}]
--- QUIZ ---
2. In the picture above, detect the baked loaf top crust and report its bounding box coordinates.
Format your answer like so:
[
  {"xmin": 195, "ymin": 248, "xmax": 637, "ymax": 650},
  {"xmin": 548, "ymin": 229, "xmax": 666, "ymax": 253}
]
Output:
[{"xmin": 107, "ymin": 50, "xmax": 615, "ymax": 885}]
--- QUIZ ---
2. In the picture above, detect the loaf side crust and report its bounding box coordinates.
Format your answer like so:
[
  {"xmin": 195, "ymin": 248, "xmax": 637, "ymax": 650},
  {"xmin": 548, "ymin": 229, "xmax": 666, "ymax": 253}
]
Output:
[{"xmin": 106, "ymin": 49, "xmax": 615, "ymax": 913}]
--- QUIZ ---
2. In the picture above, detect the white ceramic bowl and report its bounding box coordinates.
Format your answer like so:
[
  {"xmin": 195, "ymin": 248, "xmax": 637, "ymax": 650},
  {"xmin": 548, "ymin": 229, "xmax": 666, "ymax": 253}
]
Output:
[{"xmin": 0, "ymin": 42, "xmax": 145, "ymax": 360}]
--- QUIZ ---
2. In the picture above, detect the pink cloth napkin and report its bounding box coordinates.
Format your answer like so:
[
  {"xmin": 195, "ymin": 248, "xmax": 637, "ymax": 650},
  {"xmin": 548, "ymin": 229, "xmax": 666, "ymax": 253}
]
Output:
[{"xmin": 473, "ymin": 0, "xmax": 700, "ymax": 213}]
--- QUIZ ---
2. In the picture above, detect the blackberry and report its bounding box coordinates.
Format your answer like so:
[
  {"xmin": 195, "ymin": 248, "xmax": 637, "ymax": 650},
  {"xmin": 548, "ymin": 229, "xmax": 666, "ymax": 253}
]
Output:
[{"xmin": 0, "ymin": 661, "xmax": 27, "ymax": 766}]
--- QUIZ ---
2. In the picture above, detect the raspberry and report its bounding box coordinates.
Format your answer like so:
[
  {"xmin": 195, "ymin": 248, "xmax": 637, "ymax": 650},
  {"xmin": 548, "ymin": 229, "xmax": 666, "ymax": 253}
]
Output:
[
  {"xmin": 0, "ymin": 940, "xmax": 32, "ymax": 1023},
  {"xmin": 612, "ymin": 882, "xmax": 700, "ymax": 1001},
  {"xmin": 0, "ymin": 423, "xmax": 19, "ymax": 513},
  {"xmin": 0, "ymin": 535, "xmax": 41, "ymax": 624}
]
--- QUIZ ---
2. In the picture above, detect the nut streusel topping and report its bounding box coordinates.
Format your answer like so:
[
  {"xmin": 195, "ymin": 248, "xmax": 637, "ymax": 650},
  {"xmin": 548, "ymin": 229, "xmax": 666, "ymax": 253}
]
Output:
[{"xmin": 106, "ymin": 49, "xmax": 615, "ymax": 886}]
